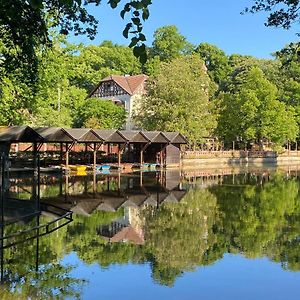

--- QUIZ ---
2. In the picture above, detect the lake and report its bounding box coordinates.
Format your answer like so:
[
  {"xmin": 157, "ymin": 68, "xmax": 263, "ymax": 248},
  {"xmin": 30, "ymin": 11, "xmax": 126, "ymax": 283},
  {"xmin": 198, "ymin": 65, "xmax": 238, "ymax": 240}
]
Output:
[{"xmin": 1, "ymin": 166, "xmax": 300, "ymax": 299}]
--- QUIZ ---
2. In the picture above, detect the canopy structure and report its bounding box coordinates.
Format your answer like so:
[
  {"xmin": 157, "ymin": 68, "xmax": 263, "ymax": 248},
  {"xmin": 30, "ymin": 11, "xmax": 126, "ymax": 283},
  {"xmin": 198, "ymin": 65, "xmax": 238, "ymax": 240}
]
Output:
[
  {"xmin": 0, "ymin": 126, "xmax": 43, "ymax": 143},
  {"xmin": 141, "ymin": 131, "xmax": 170, "ymax": 144},
  {"xmin": 0, "ymin": 126, "xmax": 188, "ymax": 168},
  {"xmin": 162, "ymin": 132, "xmax": 188, "ymax": 144},
  {"xmin": 34, "ymin": 127, "xmax": 74, "ymax": 143}
]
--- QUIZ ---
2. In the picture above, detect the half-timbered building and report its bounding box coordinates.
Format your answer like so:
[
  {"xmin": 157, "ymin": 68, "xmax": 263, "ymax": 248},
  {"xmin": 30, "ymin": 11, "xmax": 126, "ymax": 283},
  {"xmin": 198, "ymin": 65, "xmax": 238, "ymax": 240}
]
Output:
[{"xmin": 89, "ymin": 74, "xmax": 148, "ymax": 129}]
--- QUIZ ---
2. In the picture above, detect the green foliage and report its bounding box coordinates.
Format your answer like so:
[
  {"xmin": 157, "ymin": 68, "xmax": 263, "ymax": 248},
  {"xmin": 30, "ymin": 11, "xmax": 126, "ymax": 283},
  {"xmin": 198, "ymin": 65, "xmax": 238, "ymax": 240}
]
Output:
[
  {"xmin": 76, "ymin": 98, "xmax": 126, "ymax": 129},
  {"xmin": 196, "ymin": 43, "xmax": 231, "ymax": 86},
  {"xmin": 245, "ymin": 0, "xmax": 300, "ymax": 30},
  {"xmin": 210, "ymin": 173, "xmax": 300, "ymax": 261},
  {"xmin": 217, "ymin": 67, "xmax": 298, "ymax": 145},
  {"xmin": 0, "ymin": 77, "xmax": 32, "ymax": 125},
  {"xmin": 0, "ymin": 0, "xmax": 151, "ymax": 84},
  {"xmin": 69, "ymin": 42, "xmax": 142, "ymax": 92},
  {"xmin": 2, "ymin": 171, "xmax": 300, "ymax": 295},
  {"xmin": 143, "ymin": 188, "xmax": 219, "ymax": 286},
  {"xmin": 134, "ymin": 55, "xmax": 217, "ymax": 145},
  {"xmin": 152, "ymin": 25, "xmax": 194, "ymax": 61}
]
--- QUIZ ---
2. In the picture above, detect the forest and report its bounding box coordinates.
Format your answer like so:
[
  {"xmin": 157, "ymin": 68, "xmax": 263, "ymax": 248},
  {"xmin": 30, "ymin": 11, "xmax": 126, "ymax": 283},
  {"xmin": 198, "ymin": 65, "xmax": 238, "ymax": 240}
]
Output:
[{"xmin": 0, "ymin": 24, "xmax": 300, "ymax": 148}]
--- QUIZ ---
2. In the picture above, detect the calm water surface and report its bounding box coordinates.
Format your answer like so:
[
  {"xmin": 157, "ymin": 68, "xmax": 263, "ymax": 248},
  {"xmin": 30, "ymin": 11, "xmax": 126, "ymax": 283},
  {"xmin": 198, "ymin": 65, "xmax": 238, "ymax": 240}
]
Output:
[{"xmin": 1, "ymin": 167, "xmax": 300, "ymax": 299}]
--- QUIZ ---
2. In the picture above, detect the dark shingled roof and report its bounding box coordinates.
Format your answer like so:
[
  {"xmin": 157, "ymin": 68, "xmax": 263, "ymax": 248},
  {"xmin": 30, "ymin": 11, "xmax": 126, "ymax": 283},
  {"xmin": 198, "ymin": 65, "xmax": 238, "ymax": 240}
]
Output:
[
  {"xmin": 162, "ymin": 132, "xmax": 188, "ymax": 144},
  {"xmin": 141, "ymin": 131, "xmax": 169, "ymax": 143},
  {"xmin": 0, "ymin": 126, "xmax": 188, "ymax": 145},
  {"xmin": 119, "ymin": 131, "xmax": 149, "ymax": 143},
  {"xmin": 0, "ymin": 126, "xmax": 43, "ymax": 143},
  {"xmin": 63, "ymin": 128, "xmax": 101, "ymax": 143},
  {"xmin": 93, "ymin": 129, "xmax": 127, "ymax": 143},
  {"xmin": 34, "ymin": 127, "xmax": 74, "ymax": 143}
]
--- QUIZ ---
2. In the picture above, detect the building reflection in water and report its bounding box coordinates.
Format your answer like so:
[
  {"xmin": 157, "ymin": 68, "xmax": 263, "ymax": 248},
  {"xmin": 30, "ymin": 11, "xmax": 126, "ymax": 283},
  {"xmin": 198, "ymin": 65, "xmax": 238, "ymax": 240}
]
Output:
[{"xmin": 1, "ymin": 166, "xmax": 300, "ymax": 295}]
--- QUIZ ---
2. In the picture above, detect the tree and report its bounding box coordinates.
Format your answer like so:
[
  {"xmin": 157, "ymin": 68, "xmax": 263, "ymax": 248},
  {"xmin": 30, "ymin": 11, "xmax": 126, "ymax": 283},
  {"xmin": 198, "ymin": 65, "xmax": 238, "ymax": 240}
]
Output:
[
  {"xmin": 217, "ymin": 66, "xmax": 298, "ymax": 146},
  {"xmin": 0, "ymin": 0, "xmax": 152, "ymax": 85},
  {"xmin": 32, "ymin": 40, "xmax": 87, "ymax": 127},
  {"xmin": 152, "ymin": 25, "xmax": 194, "ymax": 61},
  {"xmin": 143, "ymin": 188, "xmax": 219, "ymax": 286},
  {"xmin": 133, "ymin": 55, "xmax": 217, "ymax": 145},
  {"xmin": 210, "ymin": 173, "xmax": 300, "ymax": 262},
  {"xmin": 195, "ymin": 43, "xmax": 231, "ymax": 87},
  {"xmin": 274, "ymin": 43, "xmax": 300, "ymax": 124},
  {"xmin": 245, "ymin": 0, "xmax": 300, "ymax": 30},
  {"xmin": 68, "ymin": 41, "xmax": 142, "ymax": 92},
  {"xmin": 76, "ymin": 98, "xmax": 126, "ymax": 129}
]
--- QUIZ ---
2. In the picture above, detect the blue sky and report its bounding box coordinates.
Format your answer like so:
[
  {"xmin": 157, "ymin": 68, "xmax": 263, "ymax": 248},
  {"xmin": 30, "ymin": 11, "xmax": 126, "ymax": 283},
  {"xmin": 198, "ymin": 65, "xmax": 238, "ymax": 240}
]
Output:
[{"xmin": 71, "ymin": 0, "xmax": 299, "ymax": 58}]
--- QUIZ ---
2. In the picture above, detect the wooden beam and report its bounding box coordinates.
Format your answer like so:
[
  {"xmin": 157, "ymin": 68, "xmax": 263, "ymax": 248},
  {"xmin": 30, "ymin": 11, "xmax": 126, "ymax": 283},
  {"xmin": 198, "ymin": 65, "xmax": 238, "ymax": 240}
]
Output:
[
  {"xmin": 118, "ymin": 144, "xmax": 121, "ymax": 167},
  {"xmin": 140, "ymin": 142, "xmax": 150, "ymax": 166},
  {"xmin": 117, "ymin": 143, "xmax": 127, "ymax": 168},
  {"xmin": 66, "ymin": 143, "xmax": 69, "ymax": 170},
  {"xmin": 93, "ymin": 142, "xmax": 97, "ymax": 170}
]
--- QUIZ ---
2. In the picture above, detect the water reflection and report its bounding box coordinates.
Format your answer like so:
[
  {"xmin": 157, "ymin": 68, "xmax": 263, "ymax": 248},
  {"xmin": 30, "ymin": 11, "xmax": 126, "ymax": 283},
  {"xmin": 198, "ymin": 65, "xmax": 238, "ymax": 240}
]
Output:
[{"xmin": 1, "ymin": 167, "xmax": 300, "ymax": 297}]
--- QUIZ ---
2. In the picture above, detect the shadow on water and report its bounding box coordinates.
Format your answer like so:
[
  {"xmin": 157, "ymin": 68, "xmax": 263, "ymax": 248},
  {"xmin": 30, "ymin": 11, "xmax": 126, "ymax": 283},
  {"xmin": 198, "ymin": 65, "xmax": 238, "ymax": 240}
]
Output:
[{"xmin": 0, "ymin": 164, "xmax": 300, "ymax": 297}]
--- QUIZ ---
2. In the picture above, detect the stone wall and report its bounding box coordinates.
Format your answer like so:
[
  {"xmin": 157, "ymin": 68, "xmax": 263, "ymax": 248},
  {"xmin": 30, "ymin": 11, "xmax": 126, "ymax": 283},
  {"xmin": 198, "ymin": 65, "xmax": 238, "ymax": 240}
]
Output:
[{"xmin": 182, "ymin": 150, "xmax": 300, "ymax": 168}]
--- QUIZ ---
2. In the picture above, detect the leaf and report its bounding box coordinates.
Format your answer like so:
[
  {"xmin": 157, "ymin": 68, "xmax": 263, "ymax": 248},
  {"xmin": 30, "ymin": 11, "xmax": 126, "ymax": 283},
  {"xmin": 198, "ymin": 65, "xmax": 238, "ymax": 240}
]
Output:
[
  {"xmin": 139, "ymin": 33, "xmax": 146, "ymax": 41},
  {"xmin": 108, "ymin": 0, "xmax": 121, "ymax": 9},
  {"xmin": 122, "ymin": 23, "xmax": 132, "ymax": 38},
  {"xmin": 131, "ymin": 17, "xmax": 141, "ymax": 26},
  {"xmin": 142, "ymin": 8, "xmax": 150, "ymax": 21},
  {"xmin": 120, "ymin": 10, "xmax": 126, "ymax": 19},
  {"xmin": 129, "ymin": 37, "xmax": 139, "ymax": 48}
]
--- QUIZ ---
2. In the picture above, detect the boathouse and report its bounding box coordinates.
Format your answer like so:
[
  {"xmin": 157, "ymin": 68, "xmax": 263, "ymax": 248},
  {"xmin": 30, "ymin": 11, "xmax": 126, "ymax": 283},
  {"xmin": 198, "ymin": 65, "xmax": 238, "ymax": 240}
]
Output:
[{"xmin": 0, "ymin": 126, "xmax": 187, "ymax": 171}]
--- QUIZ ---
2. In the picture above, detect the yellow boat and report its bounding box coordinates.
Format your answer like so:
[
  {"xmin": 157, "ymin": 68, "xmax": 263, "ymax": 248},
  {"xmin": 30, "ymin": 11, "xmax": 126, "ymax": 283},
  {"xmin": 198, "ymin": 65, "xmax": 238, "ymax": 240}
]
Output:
[{"xmin": 68, "ymin": 165, "xmax": 87, "ymax": 172}]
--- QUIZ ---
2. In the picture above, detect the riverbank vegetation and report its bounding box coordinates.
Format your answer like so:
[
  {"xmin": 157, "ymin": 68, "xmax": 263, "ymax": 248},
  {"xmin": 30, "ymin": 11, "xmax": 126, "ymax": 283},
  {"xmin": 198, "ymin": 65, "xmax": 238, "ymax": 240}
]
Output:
[{"xmin": 1, "ymin": 25, "xmax": 300, "ymax": 148}]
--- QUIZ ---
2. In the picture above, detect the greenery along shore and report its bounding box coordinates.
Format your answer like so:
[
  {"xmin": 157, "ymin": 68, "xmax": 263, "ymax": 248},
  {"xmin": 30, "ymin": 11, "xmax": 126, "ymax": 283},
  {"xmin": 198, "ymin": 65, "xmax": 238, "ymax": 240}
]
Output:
[{"xmin": 1, "ymin": 25, "xmax": 299, "ymax": 148}]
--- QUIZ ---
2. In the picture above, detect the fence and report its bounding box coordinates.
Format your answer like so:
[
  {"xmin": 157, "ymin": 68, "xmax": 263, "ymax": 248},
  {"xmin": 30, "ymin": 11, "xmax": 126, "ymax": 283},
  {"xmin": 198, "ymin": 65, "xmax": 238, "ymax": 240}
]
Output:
[{"xmin": 183, "ymin": 150, "xmax": 278, "ymax": 159}]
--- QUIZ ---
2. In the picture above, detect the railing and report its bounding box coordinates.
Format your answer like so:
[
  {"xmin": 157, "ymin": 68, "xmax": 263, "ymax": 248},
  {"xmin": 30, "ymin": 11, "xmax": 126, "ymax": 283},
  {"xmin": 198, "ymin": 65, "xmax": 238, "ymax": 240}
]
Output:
[
  {"xmin": 0, "ymin": 201, "xmax": 73, "ymax": 250},
  {"xmin": 183, "ymin": 150, "xmax": 278, "ymax": 159}
]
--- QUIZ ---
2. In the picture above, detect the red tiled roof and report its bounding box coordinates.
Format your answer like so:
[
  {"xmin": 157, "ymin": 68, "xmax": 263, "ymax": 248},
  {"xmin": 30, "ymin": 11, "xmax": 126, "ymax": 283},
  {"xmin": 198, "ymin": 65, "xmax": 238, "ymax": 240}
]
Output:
[
  {"xmin": 101, "ymin": 74, "xmax": 148, "ymax": 95},
  {"xmin": 110, "ymin": 226, "xmax": 144, "ymax": 245}
]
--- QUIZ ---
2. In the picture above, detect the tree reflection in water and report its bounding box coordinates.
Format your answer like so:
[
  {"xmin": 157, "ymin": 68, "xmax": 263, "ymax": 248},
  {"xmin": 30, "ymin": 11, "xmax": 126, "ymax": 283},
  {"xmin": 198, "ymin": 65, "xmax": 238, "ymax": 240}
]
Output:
[{"xmin": 0, "ymin": 169, "xmax": 300, "ymax": 296}]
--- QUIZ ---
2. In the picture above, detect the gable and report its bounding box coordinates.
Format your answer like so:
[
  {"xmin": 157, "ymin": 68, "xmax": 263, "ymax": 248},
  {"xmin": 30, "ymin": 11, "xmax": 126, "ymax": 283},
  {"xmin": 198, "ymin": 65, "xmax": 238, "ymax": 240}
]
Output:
[
  {"xmin": 90, "ymin": 80, "xmax": 130, "ymax": 98},
  {"xmin": 89, "ymin": 74, "xmax": 148, "ymax": 99}
]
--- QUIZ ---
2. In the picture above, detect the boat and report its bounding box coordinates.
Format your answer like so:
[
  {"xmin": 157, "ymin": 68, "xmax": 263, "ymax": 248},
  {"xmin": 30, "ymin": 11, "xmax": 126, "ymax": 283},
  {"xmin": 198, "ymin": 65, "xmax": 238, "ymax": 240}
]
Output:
[
  {"xmin": 68, "ymin": 165, "xmax": 87, "ymax": 172},
  {"xmin": 101, "ymin": 165, "xmax": 111, "ymax": 170}
]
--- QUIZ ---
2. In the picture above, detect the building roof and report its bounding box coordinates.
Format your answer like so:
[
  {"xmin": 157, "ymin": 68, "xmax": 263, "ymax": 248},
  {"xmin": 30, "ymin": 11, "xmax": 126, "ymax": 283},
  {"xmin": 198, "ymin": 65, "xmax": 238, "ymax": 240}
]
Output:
[
  {"xmin": 93, "ymin": 129, "xmax": 127, "ymax": 143},
  {"xmin": 109, "ymin": 226, "xmax": 144, "ymax": 245},
  {"xmin": 101, "ymin": 74, "xmax": 148, "ymax": 96},
  {"xmin": 0, "ymin": 126, "xmax": 187, "ymax": 145},
  {"xmin": 142, "ymin": 131, "xmax": 169, "ymax": 144},
  {"xmin": 63, "ymin": 128, "xmax": 101, "ymax": 143},
  {"xmin": 119, "ymin": 130, "xmax": 149, "ymax": 143},
  {"xmin": 162, "ymin": 132, "xmax": 188, "ymax": 144},
  {"xmin": 34, "ymin": 127, "xmax": 74, "ymax": 143},
  {"xmin": 0, "ymin": 126, "xmax": 43, "ymax": 143}
]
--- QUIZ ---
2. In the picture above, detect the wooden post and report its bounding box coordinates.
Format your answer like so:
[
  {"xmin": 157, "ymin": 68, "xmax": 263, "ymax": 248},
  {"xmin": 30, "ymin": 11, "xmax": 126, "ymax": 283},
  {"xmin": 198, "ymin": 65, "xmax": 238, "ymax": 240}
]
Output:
[
  {"xmin": 65, "ymin": 174, "xmax": 69, "ymax": 196},
  {"xmin": 140, "ymin": 148, "xmax": 143, "ymax": 166},
  {"xmin": 93, "ymin": 143, "xmax": 97, "ymax": 170},
  {"xmin": 118, "ymin": 172, "xmax": 121, "ymax": 190},
  {"xmin": 141, "ymin": 143, "xmax": 150, "ymax": 167},
  {"xmin": 140, "ymin": 170, "xmax": 143, "ymax": 187},
  {"xmin": 33, "ymin": 142, "xmax": 38, "ymax": 173},
  {"xmin": 93, "ymin": 170, "xmax": 96, "ymax": 194},
  {"xmin": 118, "ymin": 144, "xmax": 121, "ymax": 167},
  {"xmin": 60, "ymin": 143, "xmax": 63, "ymax": 166},
  {"xmin": 66, "ymin": 143, "xmax": 69, "ymax": 170}
]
